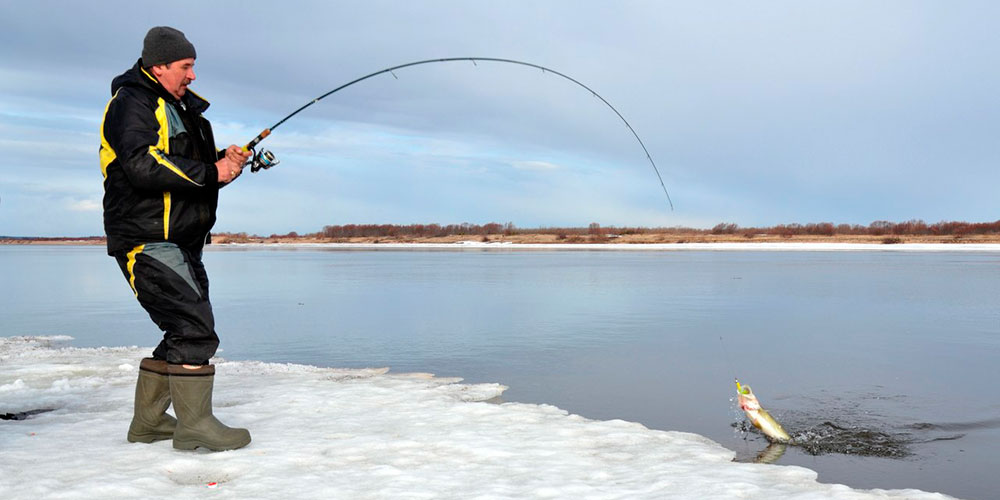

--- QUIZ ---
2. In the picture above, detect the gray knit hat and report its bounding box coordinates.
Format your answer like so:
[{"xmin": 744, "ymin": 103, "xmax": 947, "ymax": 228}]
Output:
[{"xmin": 141, "ymin": 26, "xmax": 196, "ymax": 67}]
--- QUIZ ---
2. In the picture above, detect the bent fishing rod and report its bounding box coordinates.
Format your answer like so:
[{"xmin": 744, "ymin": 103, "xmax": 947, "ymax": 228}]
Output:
[{"xmin": 242, "ymin": 57, "xmax": 673, "ymax": 210}]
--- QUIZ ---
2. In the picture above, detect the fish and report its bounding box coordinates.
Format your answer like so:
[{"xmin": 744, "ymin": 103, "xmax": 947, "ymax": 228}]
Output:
[{"xmin": 736, "ymin": 379, "xmax": 792, "ymax": 444}]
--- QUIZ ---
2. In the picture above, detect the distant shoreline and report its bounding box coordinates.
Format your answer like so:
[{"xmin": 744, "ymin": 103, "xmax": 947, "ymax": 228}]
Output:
[
  {"xmin": 5, "ymin": 233, "xmax": 1000, "ymax": 251},
  {"xmin": 218, "ymin": 241, "xmax": 1000, "ymax": 253}
]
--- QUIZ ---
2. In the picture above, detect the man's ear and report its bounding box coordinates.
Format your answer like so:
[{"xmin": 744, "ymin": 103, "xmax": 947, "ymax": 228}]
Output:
[{"xmin": 149, "ymin": 64, "xmax": 165, "ymax": 78}]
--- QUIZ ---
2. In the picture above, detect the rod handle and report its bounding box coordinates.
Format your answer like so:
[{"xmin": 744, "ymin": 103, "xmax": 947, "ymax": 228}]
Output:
[{"xmin": 243, "ymin": 128, "xmax": 271, "ymax": 152}]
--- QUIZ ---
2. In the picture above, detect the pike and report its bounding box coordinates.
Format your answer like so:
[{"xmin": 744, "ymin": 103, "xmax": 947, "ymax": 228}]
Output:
[{"xmin": 736, "ymin": 379, "xmax": 793, "ymax": 444}]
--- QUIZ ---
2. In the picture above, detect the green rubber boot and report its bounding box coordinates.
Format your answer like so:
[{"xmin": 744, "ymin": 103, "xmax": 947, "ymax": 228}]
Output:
[
  {"xmin": 127, "ymin": 358, "xmax": 177, "ymax": 443},
  {"xmin": 167, "ymin": 364, "xmax": 251, "ymax": 451}
]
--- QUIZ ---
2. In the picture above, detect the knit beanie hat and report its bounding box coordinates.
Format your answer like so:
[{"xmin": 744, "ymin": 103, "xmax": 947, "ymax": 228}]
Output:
[{"xmin": 141, "ymin": 26, "xmax": 196, "ymax": 67}]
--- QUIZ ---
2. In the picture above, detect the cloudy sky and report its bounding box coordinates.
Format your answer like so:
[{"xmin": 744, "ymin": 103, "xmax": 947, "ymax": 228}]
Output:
[{"xmin": 1, "ymin": 1, "xmax": 998, "ymax": 236}]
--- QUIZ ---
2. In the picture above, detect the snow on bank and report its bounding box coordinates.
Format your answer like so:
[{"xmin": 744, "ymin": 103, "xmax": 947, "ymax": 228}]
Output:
[
  {"xmin": 223, "ymin": 241, "xmax": 1000, "ymax": 252},
  {"xmin": 0, "ymin": 337, "xmax": 955, "ymax": 499}
]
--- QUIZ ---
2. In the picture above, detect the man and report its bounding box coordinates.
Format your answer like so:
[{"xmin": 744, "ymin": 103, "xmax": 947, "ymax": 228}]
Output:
[{"xmin": 99, "ymin": 26, "xmax": 251, "ymax": 451}]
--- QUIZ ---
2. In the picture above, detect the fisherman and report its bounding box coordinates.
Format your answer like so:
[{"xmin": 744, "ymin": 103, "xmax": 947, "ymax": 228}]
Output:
[{"xmin": 99, "ymin": 26, "xmax": 251, "ymax": 451}]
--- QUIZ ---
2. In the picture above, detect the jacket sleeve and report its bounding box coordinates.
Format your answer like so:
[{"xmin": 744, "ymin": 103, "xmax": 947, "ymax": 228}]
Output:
[{"xmin": 104, "ymin": 90, "xmax": 218, "ymax": 192}]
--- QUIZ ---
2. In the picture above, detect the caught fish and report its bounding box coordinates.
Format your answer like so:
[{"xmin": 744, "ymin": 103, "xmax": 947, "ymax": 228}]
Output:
[{"xmin": 736, "ymin": 379, "xmax": 792, "ymax": 443}]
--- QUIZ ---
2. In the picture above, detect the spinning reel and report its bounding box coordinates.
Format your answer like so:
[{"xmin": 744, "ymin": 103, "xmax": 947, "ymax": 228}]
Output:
[{"xmin": 246, "ymin": 147, "xmax": 280, "ymax": 173}]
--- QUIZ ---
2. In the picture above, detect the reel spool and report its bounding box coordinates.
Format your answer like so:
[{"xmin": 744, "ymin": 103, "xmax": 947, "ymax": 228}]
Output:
[{"xmin": 248, "ymin": 148, "xmax": 280, "ymax": 173}]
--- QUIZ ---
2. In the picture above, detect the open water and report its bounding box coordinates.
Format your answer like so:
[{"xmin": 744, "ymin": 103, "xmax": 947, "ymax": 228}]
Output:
[{"xmin": 2, "ymin": 245, "xmax": 997, "ymax": 499}]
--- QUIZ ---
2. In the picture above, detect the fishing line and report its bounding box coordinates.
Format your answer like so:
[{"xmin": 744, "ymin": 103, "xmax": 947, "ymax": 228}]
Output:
[
  {"xmin": 719, "ymin": 335, "xmax": 737, "ymax": 380},
  {"xmin": 241, "ymin": 57, "xmax": 673, "ymax": 210},
  {"xmin": 720, "ymin": 335, "xmax": 750, "ymax": 407}
]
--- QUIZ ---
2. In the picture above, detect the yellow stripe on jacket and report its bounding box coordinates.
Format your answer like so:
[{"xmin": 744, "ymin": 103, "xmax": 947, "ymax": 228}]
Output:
[
  {"xmin": 148, "ymin": 98, "xmax": 203, "ymax": 186},
  {"xmin": 98, "ymin": 89, "xmax": 122, "ymax": 179}
]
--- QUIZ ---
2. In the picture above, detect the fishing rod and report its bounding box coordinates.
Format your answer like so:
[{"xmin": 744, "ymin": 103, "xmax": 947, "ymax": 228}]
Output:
[{"xmin": 242, "ymin": 57, "xmax": 673, "ymax": 210}]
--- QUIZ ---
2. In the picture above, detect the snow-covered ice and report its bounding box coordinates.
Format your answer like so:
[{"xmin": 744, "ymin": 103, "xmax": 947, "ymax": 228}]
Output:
[{"xmin": 0, "ymin": 336, "xmax": 956, "ymax": 499}]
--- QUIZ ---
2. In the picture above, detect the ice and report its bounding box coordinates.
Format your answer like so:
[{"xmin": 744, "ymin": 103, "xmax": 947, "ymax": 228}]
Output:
[{"xmin": 0, "ymin": 336, "xmax": 957, "ymax": 499}]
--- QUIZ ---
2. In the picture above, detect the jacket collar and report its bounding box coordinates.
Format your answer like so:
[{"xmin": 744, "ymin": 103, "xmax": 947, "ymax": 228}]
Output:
[{"xmin": 112, "ymin": 59, "xmax": 210, "ymax": 114}]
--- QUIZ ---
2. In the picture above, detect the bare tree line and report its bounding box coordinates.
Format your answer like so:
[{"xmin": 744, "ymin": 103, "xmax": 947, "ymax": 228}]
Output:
[
  {"xmin": 708, "ymin": 220, "xmax": 1000, "ymax": 237},
  {"xmin": 256, "ymin": 219, "xmax": 1000, "ymax": 239},
  {"xmin": 4, "ymin": 219, "xmax": 998, "ymax": 243}
]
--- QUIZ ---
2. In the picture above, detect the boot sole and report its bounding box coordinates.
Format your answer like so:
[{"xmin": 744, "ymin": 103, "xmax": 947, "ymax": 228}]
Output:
[
  {"xmin": 127, "ymin": 432, "xmax": 174, "ymax": 443},
  {"xmin": 173, "ymin": 435, "xmax": 251, "ymax": 452}
]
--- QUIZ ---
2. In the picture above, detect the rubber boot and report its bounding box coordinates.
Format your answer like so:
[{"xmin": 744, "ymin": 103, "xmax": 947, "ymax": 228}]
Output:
[
  {"xmin": 167, "ymin": 364, "xmax": 251, "ymax": 451},
  {"xmin": 127, "ymin": 358, "xmax": 177, "ymax": 443}
]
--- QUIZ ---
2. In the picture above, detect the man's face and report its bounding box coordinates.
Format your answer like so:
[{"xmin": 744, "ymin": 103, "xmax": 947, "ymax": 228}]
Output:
[{"xmin": 152, "ymin": 58, "xmax": 196, "ymax": 100}]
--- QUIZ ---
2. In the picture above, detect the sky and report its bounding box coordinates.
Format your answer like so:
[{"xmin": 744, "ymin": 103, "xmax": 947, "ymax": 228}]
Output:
[{"xmin": 1, "ymin": 1, "xmax": 998, "ymax": 236}]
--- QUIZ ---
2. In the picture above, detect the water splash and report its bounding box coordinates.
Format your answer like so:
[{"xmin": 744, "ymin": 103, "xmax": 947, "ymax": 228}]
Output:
[
  {"xmin": 729, "ymin": 385, "xmax": 977, "ymax": 464},
  {"xmin": 792, "ymin": 421, "xmax": 911, "ymax": 458},
  {"xmin": 733, "ymin": 417, "xmax": 968, "ymax": 464}
]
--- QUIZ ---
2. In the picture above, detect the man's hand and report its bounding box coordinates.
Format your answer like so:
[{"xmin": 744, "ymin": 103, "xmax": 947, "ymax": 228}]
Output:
[
  {"xmin": 216, "ymin": 145, "xmax": 251, "ymax": 184},
  {"xmin": 225, "ymin": 145, "xmax": 251, "ymax": 165}
]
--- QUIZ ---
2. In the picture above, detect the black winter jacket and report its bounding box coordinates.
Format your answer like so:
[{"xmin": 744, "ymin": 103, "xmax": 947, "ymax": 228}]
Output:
[{"xmin": 100, "ymin": 59, "xmax": 222, "ymax": 255}]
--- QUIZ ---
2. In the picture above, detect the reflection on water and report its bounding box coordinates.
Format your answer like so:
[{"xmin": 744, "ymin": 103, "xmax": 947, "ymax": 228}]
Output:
[
  {"xmin": 750, "ymin": 442, "xmax": 788, "ymax": 464},
  {"xmin": 2, "ymin": 245, "xmax": 998, "ymax": 500}
]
